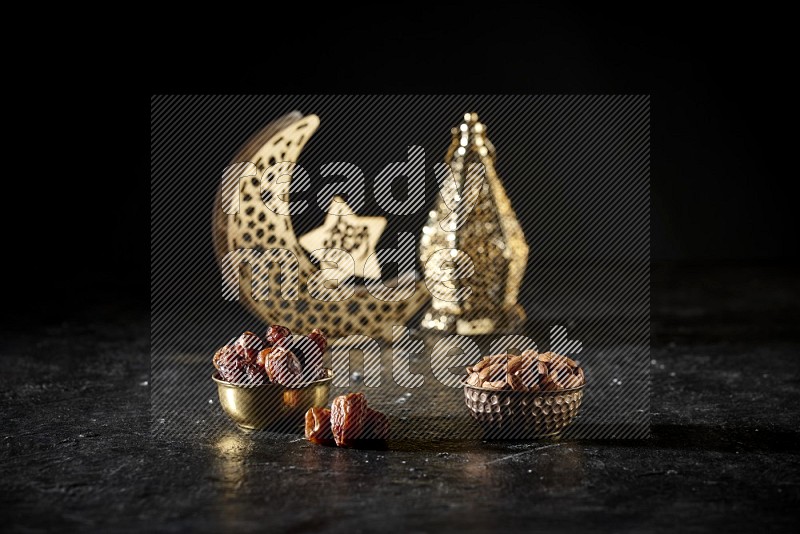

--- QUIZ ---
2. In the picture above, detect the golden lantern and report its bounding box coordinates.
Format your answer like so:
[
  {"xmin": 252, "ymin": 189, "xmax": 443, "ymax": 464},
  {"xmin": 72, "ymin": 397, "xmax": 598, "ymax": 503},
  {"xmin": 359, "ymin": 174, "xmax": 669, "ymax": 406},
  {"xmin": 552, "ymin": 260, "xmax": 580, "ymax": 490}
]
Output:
[{"xmin": 419, "ymin": 113, "xmax": 528, "ymax": 335}]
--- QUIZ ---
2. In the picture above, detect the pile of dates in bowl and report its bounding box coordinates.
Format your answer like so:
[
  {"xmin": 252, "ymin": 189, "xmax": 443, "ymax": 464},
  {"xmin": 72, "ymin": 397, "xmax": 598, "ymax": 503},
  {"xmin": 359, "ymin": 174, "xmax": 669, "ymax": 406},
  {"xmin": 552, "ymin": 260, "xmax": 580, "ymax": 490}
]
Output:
[
  {"xmin": 213, "ymin": 325, "xmax": 328, "ymax": 386},
  {"xmin": 212, "ymin": 325, "xmax": 333, "ymax": 431}
]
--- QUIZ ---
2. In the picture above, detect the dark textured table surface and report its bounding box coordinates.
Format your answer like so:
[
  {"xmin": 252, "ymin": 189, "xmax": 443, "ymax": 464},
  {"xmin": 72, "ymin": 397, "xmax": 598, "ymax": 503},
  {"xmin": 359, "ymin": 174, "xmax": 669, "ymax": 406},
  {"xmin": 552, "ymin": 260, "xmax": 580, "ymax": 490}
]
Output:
[{"xmin": 2, "ymin": 263, "xmax": 799, "ymax": 532}]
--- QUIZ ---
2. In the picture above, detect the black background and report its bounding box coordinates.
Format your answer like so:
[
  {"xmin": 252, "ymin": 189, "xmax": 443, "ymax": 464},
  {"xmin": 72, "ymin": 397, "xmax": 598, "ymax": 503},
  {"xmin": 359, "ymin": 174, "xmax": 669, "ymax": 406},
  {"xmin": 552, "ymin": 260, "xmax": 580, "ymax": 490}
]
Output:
[
  {"xmin": 151, "ymin": 94, "xmax": 651, "ymax": 327},
  {"xmin": 2, "ymin": 9, "xmax": 798, "ymax": 533},
  {"xmin": 12, "ymin": 9, "xmax": 797, "ymax": 324}
]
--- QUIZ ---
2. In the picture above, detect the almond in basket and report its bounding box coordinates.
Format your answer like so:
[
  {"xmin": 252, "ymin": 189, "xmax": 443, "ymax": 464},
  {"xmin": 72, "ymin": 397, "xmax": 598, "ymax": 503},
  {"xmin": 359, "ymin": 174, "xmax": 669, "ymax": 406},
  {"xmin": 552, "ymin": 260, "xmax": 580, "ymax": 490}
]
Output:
[{"xmin": 465, "ymin": 351, "xmax": 584, "ymax": 392}]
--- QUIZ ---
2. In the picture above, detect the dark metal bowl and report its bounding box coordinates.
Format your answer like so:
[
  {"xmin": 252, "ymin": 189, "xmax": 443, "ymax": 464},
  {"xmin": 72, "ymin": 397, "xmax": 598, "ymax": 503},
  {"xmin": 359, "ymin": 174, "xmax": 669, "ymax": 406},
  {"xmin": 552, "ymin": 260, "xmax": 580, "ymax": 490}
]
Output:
[{"xmin": 463, "ymin": 382, "xmax": 585, "ymax": 438}]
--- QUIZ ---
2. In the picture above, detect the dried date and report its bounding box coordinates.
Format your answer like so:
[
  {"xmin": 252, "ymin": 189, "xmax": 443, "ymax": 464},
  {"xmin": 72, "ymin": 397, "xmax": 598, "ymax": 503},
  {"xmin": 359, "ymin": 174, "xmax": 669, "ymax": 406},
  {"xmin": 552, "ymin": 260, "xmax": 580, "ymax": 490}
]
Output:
[
  {"xmin": 304, "ymin": 407, "xmax": 334, "ymax": 445},
  {"xmin": 291, "ymin": 336, "xmax": 324, "ymax": 382},
  {"xmin": 330, "ymin": 393, "xmax": 367, "ymax": 447},
  {"xmin": 307, "ymin": 328, "xmax": 327, "ymax": 353},
  {"xmin": 218, "ymin": 358, "xmax": 247, "ymax": 383},
  {"xmin": 233, "ymin": 331, "xmax": 264, "ymax": 363},
  {"xmin": 213, "ymin": 345, "xmax": 237, "ymax": 371},
  {"xmin": 267, "ymin": 325, "xmax": 292, "ymax": 346},
  {"xmin": 265, "ymin": 347, "xmax": 303, "ymax": 386},
  {"xmin": 244, "ymin": 362, "xmax": 268, "ymax": 385},
  {"xmin": 256, "ymin": 347, "xmax": 272, "ymax": 368}
]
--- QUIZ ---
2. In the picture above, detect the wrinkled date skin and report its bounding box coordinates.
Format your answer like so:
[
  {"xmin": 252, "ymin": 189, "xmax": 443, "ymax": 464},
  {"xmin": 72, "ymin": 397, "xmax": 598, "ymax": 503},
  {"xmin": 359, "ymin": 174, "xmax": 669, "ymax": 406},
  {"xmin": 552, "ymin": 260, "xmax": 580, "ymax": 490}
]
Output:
[
  {"xmin": 233, "ymin": 331, "xmax": 264, "ymax": 363},
  {"xmin": 304, "ymin": 407, "xmax": 334, "ymax": 445},
  {"xmin": 330, "ymin": 393, "xmax": 368, "ymax": 447},
  {"xmin": 214, "ymin": 326, "xmax": 325, "ymax": 386},
  {"xmin": 307, "ymin": 328, "xmax": 327, "ymax": 353},
  {"xmin": 267, "ymin": 325, "xmax": 292, "ymax": 346},
  {"xmin": 214, "ymin": 345, "xmax": 248, "ymax": 383},
  {"xmin": 218, "ymin": 360, "xmax": 246, "ymax": 383},
  {"xmin": 299, "ymin": 334, "xmax": 327, "ymax": 381},
  {"xmin": 215, "ymin": 332, "xmax": 268, "ymax": 384},
  {"xmin": 265, "ymin": 347, "xmax": 303, "ymax": 386},
  {"xmin": 213, "ymin": 345, "xmax": 236, "ymax": 371},
  {"xmin": 256, "ymin": 347, "xmax": 272, "ymax": 368},
  {"xmin": 244, "ymin": 363, "xmax": 268, "ymax": 385}
]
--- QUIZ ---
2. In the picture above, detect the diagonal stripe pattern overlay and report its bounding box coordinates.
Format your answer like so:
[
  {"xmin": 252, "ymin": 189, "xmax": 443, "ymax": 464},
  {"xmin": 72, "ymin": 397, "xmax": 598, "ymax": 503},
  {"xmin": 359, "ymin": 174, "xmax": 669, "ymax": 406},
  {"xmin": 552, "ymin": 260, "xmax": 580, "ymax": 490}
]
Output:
[{"xmin": 151, "ymin": 95, "xmax": 650, "ymax": 441}]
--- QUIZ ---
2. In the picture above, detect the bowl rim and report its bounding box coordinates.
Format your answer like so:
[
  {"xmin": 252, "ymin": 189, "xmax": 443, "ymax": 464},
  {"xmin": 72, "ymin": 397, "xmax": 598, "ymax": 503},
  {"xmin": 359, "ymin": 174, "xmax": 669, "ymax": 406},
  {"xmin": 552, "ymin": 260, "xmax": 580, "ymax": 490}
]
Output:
[
  {"xmin": 212, "ymin": 368, "xmax": 334, "ymax": 389},
  {"xmin": 462, "ymin": 380, "xmax": 585, "ymax": 394}
]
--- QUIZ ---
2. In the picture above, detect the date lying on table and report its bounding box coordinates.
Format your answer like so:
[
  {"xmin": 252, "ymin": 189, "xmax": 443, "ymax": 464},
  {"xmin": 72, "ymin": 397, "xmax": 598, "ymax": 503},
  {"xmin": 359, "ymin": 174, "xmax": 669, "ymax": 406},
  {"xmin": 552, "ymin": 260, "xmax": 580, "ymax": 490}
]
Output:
[
  {"xmin": 305, "ymin": 393, "xmax": 389, "ymax": 447},
  {"xmin": 305, "ymin": 407, "xmax": 333, "ymax": 445}
]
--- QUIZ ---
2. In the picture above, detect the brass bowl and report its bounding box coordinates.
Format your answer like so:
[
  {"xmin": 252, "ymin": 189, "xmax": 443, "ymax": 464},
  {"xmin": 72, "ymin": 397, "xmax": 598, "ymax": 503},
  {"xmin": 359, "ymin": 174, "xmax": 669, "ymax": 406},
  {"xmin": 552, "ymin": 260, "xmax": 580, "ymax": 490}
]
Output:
[
  {"xmin": 213, "ymin": 369, "xmax": 333, "ymax": 431},
  {"xmin": 463, "ymin": 383, "xmax": 585, "ymax": 438}
]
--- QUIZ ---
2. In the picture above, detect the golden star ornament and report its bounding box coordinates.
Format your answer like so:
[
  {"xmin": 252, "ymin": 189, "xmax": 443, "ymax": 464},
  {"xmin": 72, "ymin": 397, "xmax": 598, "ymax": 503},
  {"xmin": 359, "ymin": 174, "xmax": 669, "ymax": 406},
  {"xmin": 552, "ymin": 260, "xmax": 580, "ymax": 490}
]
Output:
[{"xmin": 298, "ymin": 196, "xmax": 387, "ymax": 279}]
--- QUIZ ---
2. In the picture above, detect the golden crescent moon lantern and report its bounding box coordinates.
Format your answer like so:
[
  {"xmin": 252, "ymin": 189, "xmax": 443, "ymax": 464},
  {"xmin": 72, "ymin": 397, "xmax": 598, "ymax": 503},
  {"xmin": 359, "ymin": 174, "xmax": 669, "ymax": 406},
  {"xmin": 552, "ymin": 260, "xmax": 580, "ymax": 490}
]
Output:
[{"xmin": 212, "ymin": 112, "xmax": 430, "ymax": 341}]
